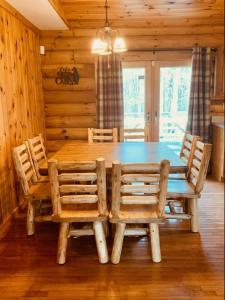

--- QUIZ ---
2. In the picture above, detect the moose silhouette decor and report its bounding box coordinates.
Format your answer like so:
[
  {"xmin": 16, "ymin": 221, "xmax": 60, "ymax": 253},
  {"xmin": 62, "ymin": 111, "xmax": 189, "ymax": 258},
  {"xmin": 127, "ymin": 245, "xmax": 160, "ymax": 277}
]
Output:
[{"xmin": 55, "ymin": 67, "xmax": 80, "ymax": 85}]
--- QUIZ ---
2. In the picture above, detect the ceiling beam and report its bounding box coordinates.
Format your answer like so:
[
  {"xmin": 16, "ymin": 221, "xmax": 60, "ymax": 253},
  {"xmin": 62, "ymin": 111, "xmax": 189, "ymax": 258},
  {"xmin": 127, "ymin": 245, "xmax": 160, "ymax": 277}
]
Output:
[{"xmin": 48, "ymin": 0, "xmax": 70, "ymax": 29}]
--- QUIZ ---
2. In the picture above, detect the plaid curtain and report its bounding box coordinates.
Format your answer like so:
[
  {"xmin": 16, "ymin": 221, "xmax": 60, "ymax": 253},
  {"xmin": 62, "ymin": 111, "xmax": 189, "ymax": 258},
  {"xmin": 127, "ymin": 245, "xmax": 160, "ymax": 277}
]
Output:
[
  {"xmin": 187, "ymin": 47, "xmax": 214, "ymax": 142},
  {"xmin": 97, "ymin": 54, "xmax": 124, "ymax": 129}
]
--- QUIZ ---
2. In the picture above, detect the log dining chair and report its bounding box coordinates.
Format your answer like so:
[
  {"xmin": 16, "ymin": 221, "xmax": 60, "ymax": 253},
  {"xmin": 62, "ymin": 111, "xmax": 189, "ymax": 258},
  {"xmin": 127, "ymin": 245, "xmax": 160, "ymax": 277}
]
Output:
[
  {"xmin": 166, "ymin": 141, "xmax": 212, "ymax": 232},
  {"xmin": 120, "ymin": 128, "xmax": 148, "ymax": 142},
  {"xmin": 169, "ymin": 132, "xmax": 199, "ymax": 180},
  {"xmin": 48, "ymin": 158, "xmax": 109, "ymax": 265},
  {"xmin": 110, "ymin": 160, "xmax": 170, "ymax": 264},
  {"xmin": 88, "ymin": 128, "xmax": 118, "ymax": 143},
  {"xmin": 13, "ymin": 143, "xmax": 51, "ymax": 236},
  {"xmin": 27, "ymin": 134, "xmax": 48, "ymax": 180}
]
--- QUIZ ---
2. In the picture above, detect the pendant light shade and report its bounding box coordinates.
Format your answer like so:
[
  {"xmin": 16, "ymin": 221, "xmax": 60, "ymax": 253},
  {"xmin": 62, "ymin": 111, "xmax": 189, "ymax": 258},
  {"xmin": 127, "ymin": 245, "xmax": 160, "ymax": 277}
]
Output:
[
  {"xmin": 113, "ymin": 37, "xmax": 127, "ymax": 53},
  {"xmin": 91, "ymin": 0, "xmax": 127, "ymax": 56}
]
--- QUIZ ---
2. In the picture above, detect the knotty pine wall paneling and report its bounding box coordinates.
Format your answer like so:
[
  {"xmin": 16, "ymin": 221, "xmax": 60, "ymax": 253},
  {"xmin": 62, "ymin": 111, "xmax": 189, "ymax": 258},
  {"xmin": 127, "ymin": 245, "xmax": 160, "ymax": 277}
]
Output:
[{"xmin": 0, "ymin": 2, "xmax": 45, "ymax": 233}]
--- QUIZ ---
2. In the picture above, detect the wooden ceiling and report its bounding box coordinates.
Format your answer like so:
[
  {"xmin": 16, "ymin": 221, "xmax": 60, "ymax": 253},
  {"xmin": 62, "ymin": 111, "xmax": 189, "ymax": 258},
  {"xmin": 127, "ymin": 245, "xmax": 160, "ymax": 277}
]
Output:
[{"xmin": 59, "ymin": 0, "xmax": 224, "ymax": 28}]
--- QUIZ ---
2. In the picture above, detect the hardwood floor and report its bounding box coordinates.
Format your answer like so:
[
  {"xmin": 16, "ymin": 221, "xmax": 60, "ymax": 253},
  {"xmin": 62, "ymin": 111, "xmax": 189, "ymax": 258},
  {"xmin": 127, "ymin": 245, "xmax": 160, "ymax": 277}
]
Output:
[{"xmin": 0, "ymin": 178, "xmax": 224, "ymax": 300}]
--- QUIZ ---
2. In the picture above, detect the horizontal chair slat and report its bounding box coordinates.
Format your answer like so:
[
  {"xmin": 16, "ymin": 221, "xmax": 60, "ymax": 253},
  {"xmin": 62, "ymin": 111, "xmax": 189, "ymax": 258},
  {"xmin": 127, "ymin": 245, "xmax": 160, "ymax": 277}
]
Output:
[
  {"xmin": 124, "ymin": 129, "xmax": 145, "ymax": 133},
  {"xmin": 93, "ymin": 129, "xmax": 113, "ymax": 134},
  {"xmin": 59, "ymin": 184, "xmax": 97, "ymax": 193},
  {"xmin": 59, "ymin": 173, "xmax": 97, "ymax": 182},
  {"xmin": 181, "ymin": 156, "xmax": 188, "ymax": 164},
  {"xmin": 121, "ymin": 174, "xmax": 160, "ymax": 183},
  {"xmin": 33, "ymin": 143, "xmax": 43, "ymax": 153},
  {"xmin": 121, "ymin": 163, "xmax": 160, "ymax": 173},
  {"xmin": 93, "ymin": 136, "xmax": 113, "ymax": 141},
  {"xmin": 186, "ymin": 133, "xmax": 194, "ymax": 142},
  {"xmin": 121, "ymin": 195, "xmax": 158, "ymax": 205},
  {"xmin": 192, "ymin": 158, "xmax": 201, "ymax": 170},
  {"xmin": 35, "ymin": 151, "xmax": 46, "ymax": 161},
  {"xmin": 195, "ymin": 150, "xmax": 203, "ymax": 160},
  {"xmin": 20, "ymin": 153, "xmax": 29, "ymax": 163},
  {"xmin": 183, "ymin": 148, "xmax": 190, "ymax": 158},
  {"xmin": 121, "ymin": 184, "xmax": 159, "ymax": 194},
  {"xmin": 31, "ymin": 135, "xmax": 42, "ymax": 144},
  {"xmin": 184, "ymin": 141, "xmax": 192, "ymax": 150},
  {"xmin": 25, "ymin": 169, "xmax": 34, "ymax": 181},
  {"xmin": 196, "ymin": 141, "xmax": 205, "ymax": 150},
  {"xmin": 124, "ymin": 134, "xmax": 145, "ymax": 139},
  {"xmin": 191, "ymin": 167, "xmax": 199, "ymax": 178},
  {"xmin": 23, "ymin": 162, "xmax": 32, "ymax": 173},
  {"xmin": 60, "ymin": 195, "xmax": 98, "ymax": 204},
  {"xmin": 56, "ymin": 161, "xmax": 96, "ymax": 171}
]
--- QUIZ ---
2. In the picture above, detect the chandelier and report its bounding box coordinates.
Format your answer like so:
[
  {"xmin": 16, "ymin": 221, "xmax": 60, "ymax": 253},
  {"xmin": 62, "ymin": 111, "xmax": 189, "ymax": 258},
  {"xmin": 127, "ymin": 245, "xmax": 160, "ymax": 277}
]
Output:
[{"xmin": 91, "ymin": 0, "xmax": 127, "ymax": 55}]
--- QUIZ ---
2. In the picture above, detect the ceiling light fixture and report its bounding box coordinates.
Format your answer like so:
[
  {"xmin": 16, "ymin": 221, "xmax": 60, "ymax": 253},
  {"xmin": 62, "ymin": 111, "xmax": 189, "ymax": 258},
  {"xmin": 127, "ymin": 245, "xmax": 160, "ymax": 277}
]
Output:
[{"xmin": 91, "ymin": 0, "xmax": 127, "ymax": 55}]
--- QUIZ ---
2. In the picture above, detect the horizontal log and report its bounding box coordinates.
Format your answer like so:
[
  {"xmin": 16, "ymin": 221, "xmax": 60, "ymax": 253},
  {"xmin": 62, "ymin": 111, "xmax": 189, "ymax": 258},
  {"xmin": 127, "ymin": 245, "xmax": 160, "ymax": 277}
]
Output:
[
  {"xmin": 46, "ymin": 128, "xmax": 88, "ymax": 140},
  {"xmin": 45, "ymin": 103, "xmax": 96, "ymax": 116},
  {"xmin": 43, "ymin": 77, "xmax": 95, "ymax": 91},
  {"xmin": 41, "ymin": 25, "xmax": 225, "ymax": 38},
  {"xmin": 58, "ymin": 173, "xmax": 97, "ymax": 182},
  {"xmin": 41, "ymin": 37, "xmax": 91, "ymax": 50},
  {"xmin": 60, "ymin": 195, "xmax": 98, "ymax": 204},
  {"xmin": 46, "ymin": 140, "xmax": 86, "ymax": 152},
  {"xmin": 44, "ymin": 90, "xmax": 96, "ymax": 104},
  {"xmin": 45, "ymin": 116, "xmax": 96, "ymax": 128},
  {"xmin": 42, "ymin": 64, "xmax": 95, "ymax": 78},
  {"xmin": 41, "ymin": 50, "xmax": 95, "ymax": 64}
]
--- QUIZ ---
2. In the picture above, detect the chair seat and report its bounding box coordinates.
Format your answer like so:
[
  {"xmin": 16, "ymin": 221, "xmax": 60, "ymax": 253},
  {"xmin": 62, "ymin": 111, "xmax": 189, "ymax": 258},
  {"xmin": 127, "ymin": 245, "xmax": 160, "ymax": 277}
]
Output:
[
  {"xmin": 169, "ymin": 173, "xmax": 186, "ymax": 180},
  {"xmin": 29, "ymin": 182, "xmax": 51, "ymax": 201},
  {"xmin": 53, "ymin": 210, "xmax": 108, "ymax": 222},
  {"xmin": 109, "ymin": 205, "xmax": 163, "ymax": 224},
  {"xmin": 167, "ymin": 180, "xmax": 198, "ymax": 199}
]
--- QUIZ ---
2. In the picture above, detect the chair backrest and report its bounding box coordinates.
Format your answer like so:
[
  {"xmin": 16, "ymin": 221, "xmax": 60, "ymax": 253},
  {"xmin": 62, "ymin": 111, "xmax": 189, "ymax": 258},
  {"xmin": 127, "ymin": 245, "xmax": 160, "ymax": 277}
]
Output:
[
  {"xmin": 111, "ymin": 160, "xmax": 170, "ymax": 219},
  {"xmin": 120, "ymin": 128, "xmax": 148, "ymax": 142},
  {"xmin": 28, "ymin": 134, "xmax": 47, "ymax": 178},
  {"xmin": 88, "ymin": 128, "xmax": 118, "ymax": 143},
  {"xmin": 188, "ymin": 141, "xmax": 212, "ymax": 193},
  {"xmin": 13, "ymin": 143, "xmax": 37, "ymax": 195},
  {"xmin": 180, "ymin": 132, "xmax": 199, "ymax": 168},
  {"xmin": 48, "ymin": 158, "xmax": 107, "ymax": 218}
]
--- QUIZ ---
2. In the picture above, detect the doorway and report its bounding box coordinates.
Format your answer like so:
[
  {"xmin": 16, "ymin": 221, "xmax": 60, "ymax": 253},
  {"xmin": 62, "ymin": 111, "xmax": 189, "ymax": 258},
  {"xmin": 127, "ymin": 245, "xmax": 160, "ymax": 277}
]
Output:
[{"xmin": 122, "ymin": 59, "xmax": 192, "ymax": 142}]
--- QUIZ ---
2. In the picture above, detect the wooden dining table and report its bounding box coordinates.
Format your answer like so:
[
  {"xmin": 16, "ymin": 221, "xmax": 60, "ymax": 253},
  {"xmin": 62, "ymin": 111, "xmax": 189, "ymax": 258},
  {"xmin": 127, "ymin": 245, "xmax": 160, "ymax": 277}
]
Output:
[{"xmin": 40, "ymin": 142, "xmax": 187, "ymax": 174}]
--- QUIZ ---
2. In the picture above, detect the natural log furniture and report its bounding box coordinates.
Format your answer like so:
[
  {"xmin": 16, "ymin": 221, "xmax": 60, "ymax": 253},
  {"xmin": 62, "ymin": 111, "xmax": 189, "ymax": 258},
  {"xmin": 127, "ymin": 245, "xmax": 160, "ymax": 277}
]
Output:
[
  {"xmin": 166, "ymin": 141, "xmax": 212, "ymax": 232},
  {"xmin": 88, "ymin": 128, "xmax": 118, "ymax": 143},
  {"xmin": 48, "ymin": 158, "xmax": 109, "ymax": 264},
  {"xmin": 12, "ymin": 144, "xmax": 51, "ymax": 235},
  {"xmin": 120, "ymin": 128, "xmax": 148, "ymax": 142},
  {"xmin": 39, "ymin": 142, "xmax": 187, "ymax": 174},
  {"xmin": 27, "ymin": 134, "xmax": 48, "ymax": 180},
  {"xmin": 110, "ymin": 160, "xmax": 170, "ymax": 264},
  {"xmin": 169, "ymin": 132, "xmax": 199, "ymax": 180},
  {"xmin": 211, "ymin": 123, "xmax": 224, "ymax": 182}
]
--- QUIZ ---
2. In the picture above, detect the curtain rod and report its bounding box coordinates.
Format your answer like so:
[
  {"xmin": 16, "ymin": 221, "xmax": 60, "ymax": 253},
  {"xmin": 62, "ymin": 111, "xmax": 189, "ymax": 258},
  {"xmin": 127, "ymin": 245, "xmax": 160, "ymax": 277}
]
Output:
[{"xmin": 128, "ymin": 48, "xmax": 216, "ymax": 52}]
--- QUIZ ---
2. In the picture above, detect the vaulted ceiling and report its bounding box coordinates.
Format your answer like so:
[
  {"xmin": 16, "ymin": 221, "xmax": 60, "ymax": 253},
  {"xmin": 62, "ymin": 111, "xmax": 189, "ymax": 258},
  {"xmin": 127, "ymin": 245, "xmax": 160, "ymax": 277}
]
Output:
[{"xmin": 59, "ymin": 0, "xmax": 224, "ymax": 28}]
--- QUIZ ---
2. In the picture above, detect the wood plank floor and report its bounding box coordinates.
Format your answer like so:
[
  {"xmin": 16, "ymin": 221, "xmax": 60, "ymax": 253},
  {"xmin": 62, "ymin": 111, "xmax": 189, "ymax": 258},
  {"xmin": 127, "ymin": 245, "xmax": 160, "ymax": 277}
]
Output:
[{"xmin": 0, "ymin": 178, "xmax": 224, "ymax": 300}]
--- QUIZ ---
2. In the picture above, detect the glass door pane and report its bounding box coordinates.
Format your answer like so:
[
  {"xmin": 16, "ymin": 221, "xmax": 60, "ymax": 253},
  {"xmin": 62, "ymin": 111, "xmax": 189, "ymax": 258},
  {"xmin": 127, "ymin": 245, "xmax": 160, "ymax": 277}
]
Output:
[
  {"xmin": 158, "ymin": 65, "xmax": 191, "ymax": 142},
  {"xmin": 122, "ymin": 67, "xmax": 146, "ymax": 129}
]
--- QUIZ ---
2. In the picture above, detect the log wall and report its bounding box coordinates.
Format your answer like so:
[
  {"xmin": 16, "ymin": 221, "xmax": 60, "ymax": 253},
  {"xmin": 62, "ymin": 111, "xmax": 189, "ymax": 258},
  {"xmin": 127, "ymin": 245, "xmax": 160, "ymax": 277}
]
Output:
[
  {"xmin": 41, "ymin": 28, "xmax": 224, "ymax": 152},
  {"xmin": 0, "ymin": 1, "xmax": 45, "ymax": 234}
]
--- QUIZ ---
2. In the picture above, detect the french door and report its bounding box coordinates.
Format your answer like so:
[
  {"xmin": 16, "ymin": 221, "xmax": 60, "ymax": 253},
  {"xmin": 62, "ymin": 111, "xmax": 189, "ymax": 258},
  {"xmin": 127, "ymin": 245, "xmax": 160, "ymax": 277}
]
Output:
[
  {"xmin": 122, "ymin": 59, "xmax": 192, "ymax": 142},
  {"xmin": 122, "ymin": 61, "xmax": 152, "ymax": 141}
]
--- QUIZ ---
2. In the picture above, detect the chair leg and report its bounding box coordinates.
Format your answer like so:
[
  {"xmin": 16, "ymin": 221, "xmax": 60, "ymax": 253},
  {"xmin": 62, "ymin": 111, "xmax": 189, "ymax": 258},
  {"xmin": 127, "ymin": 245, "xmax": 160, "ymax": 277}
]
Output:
[
  {"xmin": 57, "ymin": 222, "xmax": 69, "ymax": 265},
  {"xmin": 93, "ymin": 221, "xmax": 109, "ymax": 264},
  {"xmin": 190, "ymin": 198, "xmax": 199, "ymax": 233},
  {"xmin": 149, "ymin": 223, "xmax": 161, "ymax": 263},
  {"xmin": 27, "ymin": 202, "xmax": 35, "ymax": 236},
  {"xmin": 111, "ymin": 223, "xmax": 126, "ymax": 264}
]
